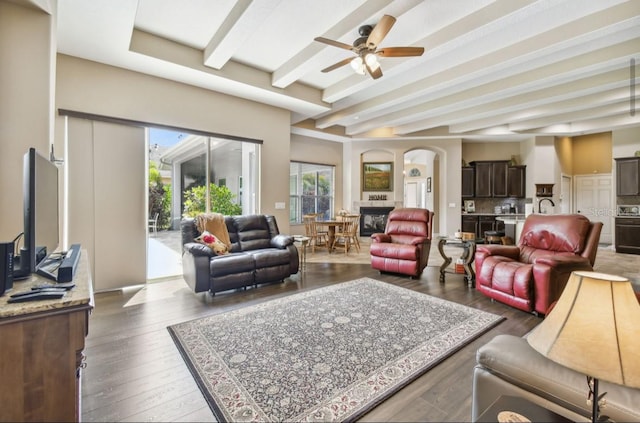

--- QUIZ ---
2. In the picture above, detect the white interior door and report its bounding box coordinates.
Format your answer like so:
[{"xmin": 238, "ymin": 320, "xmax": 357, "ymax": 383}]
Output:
[
  {"xmin": 574, "ymin": 174, "xmax": 613, "ymax": 244},
  {"xmin": 405, "ymin": 181, "xmax": 418, "ymax": 207},
  {"xmin": 560, "ymin": 174, "xmax": 572, "ymax": 214}
]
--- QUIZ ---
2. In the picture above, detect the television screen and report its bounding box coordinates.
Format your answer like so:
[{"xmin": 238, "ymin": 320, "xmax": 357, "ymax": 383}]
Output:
[{"xmin": 13, "ymin": 148, "xmax": 59, "ymax": 278}]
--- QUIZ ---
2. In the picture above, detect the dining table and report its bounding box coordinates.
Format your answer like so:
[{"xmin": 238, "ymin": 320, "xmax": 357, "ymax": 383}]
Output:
[{"xmin": 314, "ymin": 219, "xmax": 344, "ymax": 252}]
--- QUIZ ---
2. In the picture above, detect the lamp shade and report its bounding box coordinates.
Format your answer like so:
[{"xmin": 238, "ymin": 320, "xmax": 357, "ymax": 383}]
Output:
[{"xmin": 527, "ymin": 271, "xmax": 640, "ymax": 388}]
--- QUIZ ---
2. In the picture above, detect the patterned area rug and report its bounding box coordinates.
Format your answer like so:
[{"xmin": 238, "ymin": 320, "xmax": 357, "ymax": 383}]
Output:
[{"xmin": 167, "ymin": 278, "xmax": 505, "ymax": 422}]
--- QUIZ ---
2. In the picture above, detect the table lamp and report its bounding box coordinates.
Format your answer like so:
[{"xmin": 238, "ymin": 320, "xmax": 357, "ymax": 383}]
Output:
[{"xmin": 527, "ymin": 271, "xmax": 640, "ymax": 422}]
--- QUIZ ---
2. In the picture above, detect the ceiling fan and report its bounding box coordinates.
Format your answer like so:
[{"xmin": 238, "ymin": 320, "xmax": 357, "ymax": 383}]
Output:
[{"xmin": 314, "ymin": 15, "xmax": 424, "ymax": 79}]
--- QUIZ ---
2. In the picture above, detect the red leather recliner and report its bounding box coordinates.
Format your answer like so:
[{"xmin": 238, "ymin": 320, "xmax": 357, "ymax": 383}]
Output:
[
  {"xmin": 475, "ymin": 214, "xmax": 603, "ymax": 315},
  {"xmin": 370, "ymin": 208, "xmax": 434, "ymax": 277}
]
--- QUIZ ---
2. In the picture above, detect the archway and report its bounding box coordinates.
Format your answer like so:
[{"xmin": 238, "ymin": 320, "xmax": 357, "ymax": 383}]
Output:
[{"xmin": 403, "ymin": 149, "xmax": 439, "ymax": 232}]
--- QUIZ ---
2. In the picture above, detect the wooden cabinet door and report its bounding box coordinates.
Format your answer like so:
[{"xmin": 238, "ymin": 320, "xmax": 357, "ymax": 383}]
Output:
[
  {"xmin": 461, "ymin": 216, "xmax": 478, "ymax": 235},
  {"xmin": 492, "ymin": 161, "xmax": 509, "ymax": 197},
  {"xmin": 474, "ymin": 162, "xmax": 493, "ymax": 197},
  {"xmin": 615, "ymin": 218, "xmax": 640, "ymax": 254},
  {"xmin": 507, "ymin": 166, "xmax": 526, "ymax": 198},
  {"xmin": 616, "ymin": 158, "xmax": 640, "ymax": 196},
  {"xmin": 462, "ymin": 166, "xmax": 475, "ymax": 198}
]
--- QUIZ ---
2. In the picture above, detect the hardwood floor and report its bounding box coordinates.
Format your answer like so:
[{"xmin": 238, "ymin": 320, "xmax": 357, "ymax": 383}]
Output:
[{"xmin": 81, "ymin": 264, "xmax": 541, "ymax": 422}]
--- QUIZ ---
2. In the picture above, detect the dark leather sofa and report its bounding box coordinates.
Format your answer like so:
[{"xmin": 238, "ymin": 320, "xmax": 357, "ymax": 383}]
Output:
[{"xmin": 181, "ymin": 214, "xmax": 299, "ymax": 294}]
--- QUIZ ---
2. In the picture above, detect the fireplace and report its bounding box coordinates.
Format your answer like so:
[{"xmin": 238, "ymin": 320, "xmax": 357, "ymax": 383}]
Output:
[{"xmin": 359, "ymin": 207, "xmax": 395, "ymax": 236}]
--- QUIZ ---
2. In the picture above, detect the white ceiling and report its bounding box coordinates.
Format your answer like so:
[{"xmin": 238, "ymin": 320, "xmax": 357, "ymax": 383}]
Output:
[{"xmin": 54, "ymin": 0, "xmax": 640, "ymax": 142}]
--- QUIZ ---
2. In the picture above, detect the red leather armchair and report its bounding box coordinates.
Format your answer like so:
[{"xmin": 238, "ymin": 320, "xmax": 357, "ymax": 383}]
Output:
[
  {"xmin": 475, "ymin": 214, "xmax": 603, "ymax": 315},
  {"xmin": 370, "ymin": 208, "xmax": 434, "ymax": 277}
]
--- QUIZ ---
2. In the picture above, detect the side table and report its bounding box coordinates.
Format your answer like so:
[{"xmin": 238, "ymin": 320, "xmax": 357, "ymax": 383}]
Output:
[
  {"xmin": 293, "ymin": 236, "xmax": 310, "ymax": 272},
  {"xmin": 437, "ymin": 237, "xmax": 478, "ymax": 287},
  {"xmin": 475, "ymin": 395, "xmax": 572, "ymax": 422}
]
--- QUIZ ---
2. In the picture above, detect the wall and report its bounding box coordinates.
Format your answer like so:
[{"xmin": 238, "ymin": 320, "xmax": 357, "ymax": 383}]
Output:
[
  {"xmin": 344, "ymin": 139, "xmax": 462, "ymax": 237},
  {"xmin": 461, "ymin": 141, "xmax": 522, "ymax": 164},
  {"xmin": 572, "ymin": 132, "xmax": 612, "ymax": 174},
  {"xmin": 612, "ymin": 127, "xmax": 640, "ymax": 158},
  {"xmin": 554, "ymin": 137, "xmax": 573, "ymax": 175},
  {"xmin": 0, "ymin": 2, "xmax": 55, "ymax": 241},
  {"xmin": 55, "ymin": 55, "xmax": 293, "ymax": 232}
]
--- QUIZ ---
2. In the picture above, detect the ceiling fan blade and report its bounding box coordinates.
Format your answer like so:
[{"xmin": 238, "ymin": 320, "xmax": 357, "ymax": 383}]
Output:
[
  {"xmin": 321, "ymin": 57, "xmax": 353, "ymax": 73},
  {"xmin": 378, "ymin": 47, "xmax": 425, "ymax": 57},
  {"xmin": 366, "ymin": 62, "xmax": 383, "ymax": 80},
  {"xmin": 314, "ymin": 37, "xmax": 353, "ymax": 51},
  {"xmin": 366, "ymin": 15, "xmax": 396, "ymax": 48}
]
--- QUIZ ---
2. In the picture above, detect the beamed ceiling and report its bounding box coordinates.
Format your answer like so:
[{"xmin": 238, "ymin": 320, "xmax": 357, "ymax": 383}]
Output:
[{"xmin": 54, "ymin": 0, "xmax": 640, "ymax": 142}]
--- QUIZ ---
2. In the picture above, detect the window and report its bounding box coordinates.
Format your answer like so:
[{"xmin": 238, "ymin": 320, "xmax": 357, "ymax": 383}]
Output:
[
  {"xmin": 290, "ymin": 162, "xmax": 334, "ymax": 223},
  {"xmin": 159, "ymin": 133, "xmax": 260, "ymax": 225}
]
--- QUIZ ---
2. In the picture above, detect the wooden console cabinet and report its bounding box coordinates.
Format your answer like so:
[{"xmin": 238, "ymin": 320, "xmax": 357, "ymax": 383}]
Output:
[{"xmin": 0, "ymin": 252, "xmax": 93, "ymax": 422}]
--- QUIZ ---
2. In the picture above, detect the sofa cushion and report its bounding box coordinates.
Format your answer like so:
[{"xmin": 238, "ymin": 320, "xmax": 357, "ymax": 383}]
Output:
[
  {"xmin": 370, "ymin": 242, "xmax": 419, "ymax": 260},
  {"xmin": 519, "ymin": 214, "xmax": 590, "ymax": 255},
  {"xmin": 477, "ymin": 334, "xmax": 640, "ymax": 422},
  {"xmin": 233, "ymin": 215, "xmax": 273, "ymax": 251},
  {"xmin": 251, "ymin": 248, "xmax": 292, "ymax": 268},
  {"xmin": 209, "ymin": 253, "xmax": 255, "ymax": 277}
]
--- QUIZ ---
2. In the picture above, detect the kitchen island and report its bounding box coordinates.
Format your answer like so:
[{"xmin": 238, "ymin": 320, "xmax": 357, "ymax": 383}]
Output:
[{"xmin": 495, "ymin": 215, "xmax": 527, "ymax": 243}]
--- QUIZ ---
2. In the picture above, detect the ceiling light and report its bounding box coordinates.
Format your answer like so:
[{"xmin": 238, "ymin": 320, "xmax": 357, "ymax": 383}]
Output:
[
  {"xmin": 364, "ymin": 53, "xmax": 379, "ymax": 71},
  {"xmin": 350, "ymin": 57, "xmax": 365, "ymax": 75}
]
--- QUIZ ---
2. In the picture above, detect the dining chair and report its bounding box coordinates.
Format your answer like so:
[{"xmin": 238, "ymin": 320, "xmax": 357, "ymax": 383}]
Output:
[
  {"xmin": 148, "ymin": 212, "xmax": 159, "ymax": 236},
  {"xmin": 303, "ymin": 214, "xmax": 328, "ymax": 253},
  {"xmin": 331, "ymin": 214, "xmax": 360, "ymax": 254}
]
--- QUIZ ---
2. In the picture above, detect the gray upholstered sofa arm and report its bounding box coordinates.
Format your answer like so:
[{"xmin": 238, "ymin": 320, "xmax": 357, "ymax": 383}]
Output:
[{"xmin": 472, "ymin": 334, "xmax": 640, "ymax": 422}]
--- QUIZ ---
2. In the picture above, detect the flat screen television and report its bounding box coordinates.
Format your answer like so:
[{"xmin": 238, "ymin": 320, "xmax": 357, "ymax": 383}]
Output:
[{"xmin": 13, "ymin": 148, "xmax": 59, "ymax": 279}]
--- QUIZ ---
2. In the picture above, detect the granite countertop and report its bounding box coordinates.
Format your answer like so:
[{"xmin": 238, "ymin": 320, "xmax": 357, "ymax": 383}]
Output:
[{"xmin": 0, "ymin": 251, "xmax": 94, "ymax": 319}]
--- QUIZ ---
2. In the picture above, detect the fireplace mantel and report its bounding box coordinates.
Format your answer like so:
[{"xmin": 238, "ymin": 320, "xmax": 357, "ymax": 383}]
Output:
[{"xmin": 352, "ymin": 200, "xmax": 402, "ymax": 210}]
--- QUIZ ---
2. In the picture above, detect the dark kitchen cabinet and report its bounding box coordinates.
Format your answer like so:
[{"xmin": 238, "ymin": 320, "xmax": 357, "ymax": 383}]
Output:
[
  {"xmin": 462, "ymin": 166, "xmax": 475, "ymax": 198},
  {"xmin": 615, "ymin": 157, "xmax": 640, "ymax": 196},
  {"xmin": 615, "ymin": 217, "xmax": 640, "ymax": 254},
  {"xmin": 461, "ymin": 215, "xmax": 478, "ymax": 235},
  {"xmin": 492, "ymin": 161, "xmax": 508, "ymax": 197},
  {"xmin": 507, "ymin": 166, "xmax": 526, "ymax": 198},
  {"xmin": 461, "ymin": 215, "xmax": 506, "ymax": 238},
  {"xmin": 472, "ymin": 161, "xmax": 509, "ymax": 198},
  {"xmin": 474, "ymin": 162, "xmax": 492, "ymax": 197}
]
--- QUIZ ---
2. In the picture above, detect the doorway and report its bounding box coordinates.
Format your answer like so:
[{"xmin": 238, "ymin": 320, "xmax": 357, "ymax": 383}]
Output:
[
  {"xmin": 403, "ymin": 149, "xmax": 436, "ymax": 210},
  {"xmin": 147, "ymin": 128, "xmax": 184, "ymax": 281}
]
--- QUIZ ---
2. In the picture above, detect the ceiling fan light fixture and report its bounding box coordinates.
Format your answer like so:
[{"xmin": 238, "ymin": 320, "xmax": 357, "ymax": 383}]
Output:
[
  {"xmin": 364, "ymin": 53, "xmax": 380, "ymax": 71},
  {"xmin": 350, "ymin": 56, "xmax": 365, "ymax": 74}
]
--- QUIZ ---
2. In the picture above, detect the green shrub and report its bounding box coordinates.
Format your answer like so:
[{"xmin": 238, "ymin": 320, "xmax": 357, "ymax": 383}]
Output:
[
  {"xmin": 183, "ymin": 183, "xmax": 242, "ymax": 217},
  {"xmin": 148, "ymin": 162, "xmax": 170, "ymax": 229}
]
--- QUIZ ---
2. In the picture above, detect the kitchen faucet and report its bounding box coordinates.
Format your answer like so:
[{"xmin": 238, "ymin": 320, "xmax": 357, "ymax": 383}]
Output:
[{"xmin": 538, "ymin": 198, "xmax": 555, "ymax": 213}]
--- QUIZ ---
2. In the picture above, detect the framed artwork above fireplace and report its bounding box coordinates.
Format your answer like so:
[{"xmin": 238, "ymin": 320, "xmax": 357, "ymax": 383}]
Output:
[{"xmin": 362, "ymin": 162, "xmax": 393, "ymax": 191}]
